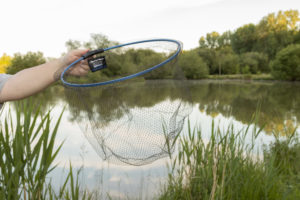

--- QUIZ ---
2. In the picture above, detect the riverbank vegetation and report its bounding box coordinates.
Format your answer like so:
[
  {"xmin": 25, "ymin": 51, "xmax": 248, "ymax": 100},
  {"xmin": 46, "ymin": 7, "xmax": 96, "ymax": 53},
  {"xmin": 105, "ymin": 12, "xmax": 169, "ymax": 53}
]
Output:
[
  {"xmin": 1, "ymin": 100, "xmax": 299, "ymax": 199},
  {"xmin": 1, "ymin": 10, "xmax": 299, "ymax": 81},
  {"xmin": 159, "ymin": 120, "xmax": 300, "ymax": 199},
  {"xmin": 0, "ymin": 101, "xmax": 94, "ymax": 200}
]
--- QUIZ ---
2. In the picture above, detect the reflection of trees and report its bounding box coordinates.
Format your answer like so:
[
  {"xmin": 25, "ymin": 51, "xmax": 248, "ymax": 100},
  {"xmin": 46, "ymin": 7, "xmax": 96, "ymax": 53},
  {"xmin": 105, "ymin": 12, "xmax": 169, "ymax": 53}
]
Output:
[
  {"xmin": 17, "ymin": 80, "xmax": 300, "ymax": 138},
  {"xmin": 194, "ymin": 81, "xmax": 300, "ymax": 136},
  {"xmin": 64, "ymin": 80, "xmax": 192, "ymax": 124},
  {"xmin": 63, "ymin": 80, "xmax": 300, "ymax": 137}
]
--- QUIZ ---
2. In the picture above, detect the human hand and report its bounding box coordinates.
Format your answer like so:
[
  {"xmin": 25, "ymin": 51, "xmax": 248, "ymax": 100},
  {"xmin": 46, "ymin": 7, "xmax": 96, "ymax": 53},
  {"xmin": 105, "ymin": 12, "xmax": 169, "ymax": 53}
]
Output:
[{"xmin": 60, "ymin": 49, "xmax": 90, "ymax": 77}]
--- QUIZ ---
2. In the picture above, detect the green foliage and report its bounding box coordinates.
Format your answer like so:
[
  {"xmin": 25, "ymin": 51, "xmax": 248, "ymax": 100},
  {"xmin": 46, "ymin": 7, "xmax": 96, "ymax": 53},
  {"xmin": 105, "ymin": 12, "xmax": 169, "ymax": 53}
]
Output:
[
  {"xmin": 215, "ymin": 47, "xmax": 240, "ymax": 75},
  {"xmin": 199, "ymin": 31, "xmax": 232, "ymax": 49},
  {"xmin": 6, "ymin": 52, "xmax": 46, "ymax": 74},
  {"xmin": 255, "ymin": 29, "xmax": 295, "ymax": 59},
  {"xmin": 258, "ymin": 10, "xmax": 300, "ymax": 33},
  {"xmin": 196, "ymin": 47, "xmax": 218, "ymax": 74},
  {"xmin": 248, "ymin": 10, "xmax": 298, "ymax": 58},
  {"xmin": 198, "ymin": 38, "xmax": 240, "ymax": 75},
  {"xmin": 219, "ymin": 53, "xmax": 240, "ymax": 74},
  {"xmin": 179, "ymin": 51, "xmax": 209, "ymax": 79},
  {"xmin": 65, "ymin": 34, "xmax": 174, "ymax": 81},
  {"xmin": 56, "ymin": 164, "xmax": 94, "ymax": 200},
  {"xmin": 196, "ymin": 9, "xmax": 299, "ymax": 78},
  {"xmin": 241, "ymin": 65, "xmax": 250, "ymax": 74},
  {"xmin": 294, "ymin": 31, "xmax": 300, "ymax": 44},
  {"xmin": 123, "ymin": 48, "xmax": 171, "ymax": 79},
  {"xmin": 199, "ymin": 31, "xmax": 220, "ymax": 49},
  {"xmin": 265, "ymin": 136, "xmax": 300, "ymax": 177},
  {"xmin": 0, "ymin": 100, "xmax": 63, "ymax": 199},
  {"xmin": 230, "ymin": 10, "xmax": 299, "ymax": 59},
  {"xmin": 240, "ymin": 52, "xmax": 269, "ymax": 74},
  {"xmin": 231, "ymin": 23, "xmax": 257, "ymax": 54},
  {"xmin": 271, "ymin": 44, "xmax": 300, "ymax": 81},
  {"xmin": 0, "ymin": 100, "xmax": 94, "ymax": 200},
  {"xmin": 159, "ymin": 120, "xmax": 300, "ymax": 200}
]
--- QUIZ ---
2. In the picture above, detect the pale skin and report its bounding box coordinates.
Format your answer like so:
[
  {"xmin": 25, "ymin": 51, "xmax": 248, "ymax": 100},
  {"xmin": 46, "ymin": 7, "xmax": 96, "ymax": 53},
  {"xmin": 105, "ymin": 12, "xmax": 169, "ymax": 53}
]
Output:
[{"xmin": 0, "ymin": 49, "xmax": 89, "ymax": 102}]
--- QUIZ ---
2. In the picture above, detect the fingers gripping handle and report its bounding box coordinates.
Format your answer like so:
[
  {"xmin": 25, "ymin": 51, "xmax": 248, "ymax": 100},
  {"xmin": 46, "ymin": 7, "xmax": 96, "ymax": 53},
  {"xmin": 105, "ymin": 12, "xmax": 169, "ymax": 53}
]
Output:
[{"xmin": 82, "ymin": 48, "xmax": 105, "ymax": 59}]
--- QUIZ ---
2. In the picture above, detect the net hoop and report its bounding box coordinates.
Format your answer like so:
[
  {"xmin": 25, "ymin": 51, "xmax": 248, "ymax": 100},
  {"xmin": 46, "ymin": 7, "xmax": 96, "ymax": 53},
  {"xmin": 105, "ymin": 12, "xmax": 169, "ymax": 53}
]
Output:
[{"xmin": 60, "ymin": 38, "xmax": 182, "ymax": 87}]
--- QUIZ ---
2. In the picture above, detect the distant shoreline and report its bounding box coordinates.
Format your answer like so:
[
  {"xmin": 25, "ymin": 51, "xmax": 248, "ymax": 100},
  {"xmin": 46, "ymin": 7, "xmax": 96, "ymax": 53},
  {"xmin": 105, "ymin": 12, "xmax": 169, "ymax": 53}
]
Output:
[
  {"xmin": 146, "ymin": 74, "xmax": 300, "ymax": 83},
  {"xmin": 206, "ymin": 74, "xmax": 273, "ymax": 81}
]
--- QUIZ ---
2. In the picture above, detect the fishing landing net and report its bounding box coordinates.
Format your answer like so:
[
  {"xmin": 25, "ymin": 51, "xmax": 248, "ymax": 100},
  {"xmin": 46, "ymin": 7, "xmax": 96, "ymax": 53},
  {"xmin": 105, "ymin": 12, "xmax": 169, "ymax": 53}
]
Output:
[{"xmin": 61, "ymin": 39, "xmax": 193, "ymax": 166}]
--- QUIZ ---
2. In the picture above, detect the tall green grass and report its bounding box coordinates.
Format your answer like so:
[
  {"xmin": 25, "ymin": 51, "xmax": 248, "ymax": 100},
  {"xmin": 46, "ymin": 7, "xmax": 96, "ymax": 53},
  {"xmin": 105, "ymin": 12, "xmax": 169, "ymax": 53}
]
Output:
[
  {"xmin": 0, "ymin": 100, "xmax": 93, "ymax": 200},
  {"xmin": 159, "ymin": 121, "xmax": 300, "ymax": 200},
  {"xmin": 2, "ymin": 100, "xmax": 300, "ymax": 200}
]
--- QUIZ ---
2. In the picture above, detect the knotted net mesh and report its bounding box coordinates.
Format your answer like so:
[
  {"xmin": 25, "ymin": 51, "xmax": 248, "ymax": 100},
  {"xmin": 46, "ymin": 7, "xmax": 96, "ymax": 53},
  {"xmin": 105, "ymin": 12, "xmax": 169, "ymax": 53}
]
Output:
[{"xmin": 63, "ymin": 40, "xmax": 193, "ymax": 165}]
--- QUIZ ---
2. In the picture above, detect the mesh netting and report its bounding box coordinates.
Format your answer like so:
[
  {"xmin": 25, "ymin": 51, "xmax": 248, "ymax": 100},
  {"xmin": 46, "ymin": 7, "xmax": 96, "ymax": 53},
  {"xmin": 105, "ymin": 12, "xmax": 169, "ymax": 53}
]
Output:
[{"xmin": 63, "ymin": 40, "xmax": 193, "ymax": 165}]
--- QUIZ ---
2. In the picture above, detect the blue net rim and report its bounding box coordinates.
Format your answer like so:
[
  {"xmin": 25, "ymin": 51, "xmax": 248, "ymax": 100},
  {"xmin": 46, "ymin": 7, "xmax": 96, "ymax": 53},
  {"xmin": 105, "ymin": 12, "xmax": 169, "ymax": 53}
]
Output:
[{"xmin": 60, "ymin": 38, "xmax": 182, "ymax": 88}]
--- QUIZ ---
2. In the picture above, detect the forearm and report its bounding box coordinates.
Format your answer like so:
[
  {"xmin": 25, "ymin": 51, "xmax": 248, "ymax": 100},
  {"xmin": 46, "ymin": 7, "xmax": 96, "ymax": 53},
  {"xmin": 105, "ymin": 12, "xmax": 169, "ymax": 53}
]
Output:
[
  {"xmin": 0, "ymin": 49, "xmax": 89, "ymax": 103},
  {"xmin": 0, "ymin": 58, "xmax": 64, "ymax": 102}
]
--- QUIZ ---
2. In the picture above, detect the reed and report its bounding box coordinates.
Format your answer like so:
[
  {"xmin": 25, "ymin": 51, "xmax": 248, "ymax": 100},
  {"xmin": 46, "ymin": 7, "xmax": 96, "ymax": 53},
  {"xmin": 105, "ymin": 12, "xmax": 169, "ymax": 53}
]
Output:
[
  {"xmin": 159, "ymin": 120, "xmax": 300, "ymax": 200},
  {"xmin": 0, "ymin": 100, "xmax": 93, "ymax": 200}
]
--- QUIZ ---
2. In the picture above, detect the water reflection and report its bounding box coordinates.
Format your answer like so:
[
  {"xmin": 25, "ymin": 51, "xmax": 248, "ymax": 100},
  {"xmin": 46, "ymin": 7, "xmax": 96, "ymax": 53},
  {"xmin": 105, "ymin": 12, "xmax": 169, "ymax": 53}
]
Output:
[
  {"xmin": 18, "ymin": 80, "xmax": 299, "ymax": 137},
  {"xmin": 189, "ymin": 80, "xmax": 300, "ymax": 136}
]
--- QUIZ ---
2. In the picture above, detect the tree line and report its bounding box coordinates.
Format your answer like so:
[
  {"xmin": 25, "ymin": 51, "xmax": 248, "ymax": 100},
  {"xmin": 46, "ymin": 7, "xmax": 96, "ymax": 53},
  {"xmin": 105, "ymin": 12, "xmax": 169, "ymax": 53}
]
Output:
[
  {"xmin": 1, "ymin": 9, "xmax": 300, "ymax": 81},
  {"xmin": 189, "ymin": 9, "xmax": 300, "ymax": 80}
]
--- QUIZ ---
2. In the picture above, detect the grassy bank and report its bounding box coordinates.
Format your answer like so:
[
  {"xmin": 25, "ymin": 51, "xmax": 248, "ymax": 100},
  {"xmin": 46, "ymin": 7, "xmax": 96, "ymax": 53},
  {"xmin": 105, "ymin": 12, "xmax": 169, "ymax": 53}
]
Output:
[{"xmin": 159, "ymin": 121, "xmax": 300, "ymax": 200}]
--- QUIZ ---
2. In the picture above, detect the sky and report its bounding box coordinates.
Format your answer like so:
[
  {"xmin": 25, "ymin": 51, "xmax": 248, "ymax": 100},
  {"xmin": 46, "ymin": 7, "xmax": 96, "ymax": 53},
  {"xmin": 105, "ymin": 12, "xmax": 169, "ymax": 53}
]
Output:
[{"xmin": 1, "ymin": 0, "xmax": 300, "ymax": 58}]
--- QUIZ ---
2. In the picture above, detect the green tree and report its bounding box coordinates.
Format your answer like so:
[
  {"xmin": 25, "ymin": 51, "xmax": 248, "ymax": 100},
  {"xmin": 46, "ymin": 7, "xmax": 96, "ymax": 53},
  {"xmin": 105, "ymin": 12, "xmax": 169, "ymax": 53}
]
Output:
[
  {"xmin": 199, "ymin": 31, "xmax": 220, "ymax": 49},
  {"xmin": 198, "ymin": 31, "xmax": 233, "ymax": 75},
  {"xmin": 199, "ymin": 31, "xmax": 232, "ymax": 49},
  {"xmin": 271, "ymin": 44, "xmax": 300, "ymax": 81},
  {"xmin": 65, "ymin": 34, "xmax": 172, "ymax": 81},
  {"xmin": 143, "ymin": 53, "xmax": 171, "ymax": 79},
  {"xmin": 179, "ymin": 50, "xmax": 209, "ymax": 79},
  {"xmin": 240, "ymin": 52, "xmax": 269, "ymax": 74},
  {"xmin": 254, "ymin": 10, "xmax": 299, "ymax": 58},
  {"xmin": 293, "ymin": 30, "xmax": 300, "ymax": 44},
  {"xmin": 231, "ymin": 24, "xmax": 257, "ymax": 54},
  {"xmin": 197, "ymin": 47, "xmax": 218, "ymax": 74},
  {"xmin": 217, "ymin": 31, "xmax": 232, "ymax": 47},
  {"xmin": 219, "ymin": 53, "xmax": 240, "ymax": 74},
  {"xmin": 214, "ymin": 46, "xmax": 239, "ymax": 75},
  {"xmin": 254, "ymin": 32, "xmax": 291, "ymax": 59},
  {"xmin": 6, "ymin": 52, "xmax": 46, "ymax": 74},
  {"xmin": 258, "ymin": 10, "xmax": 299, "ymax": 33}
]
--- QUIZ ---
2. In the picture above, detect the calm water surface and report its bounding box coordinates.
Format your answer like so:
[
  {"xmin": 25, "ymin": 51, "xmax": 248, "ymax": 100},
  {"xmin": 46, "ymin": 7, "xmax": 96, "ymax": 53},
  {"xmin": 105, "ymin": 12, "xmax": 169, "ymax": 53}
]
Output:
[{"xmin": 2, "ymin": 80, "xmax": 300, "ymax": 199}]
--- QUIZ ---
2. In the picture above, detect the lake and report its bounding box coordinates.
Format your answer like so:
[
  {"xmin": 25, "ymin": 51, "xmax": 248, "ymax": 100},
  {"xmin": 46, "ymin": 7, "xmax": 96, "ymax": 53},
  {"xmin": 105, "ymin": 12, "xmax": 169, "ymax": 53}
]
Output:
[{"xmin": 1, "ymin": 79, "xmax": 300, "ymax": 199}]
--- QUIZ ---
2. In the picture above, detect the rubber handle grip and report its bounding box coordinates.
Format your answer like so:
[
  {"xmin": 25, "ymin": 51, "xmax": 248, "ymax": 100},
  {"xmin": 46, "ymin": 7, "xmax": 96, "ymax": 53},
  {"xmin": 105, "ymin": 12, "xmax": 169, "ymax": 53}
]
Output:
[{"xmin": 82, "ymin": 48, "xmax": 104, "ymax": 59}]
